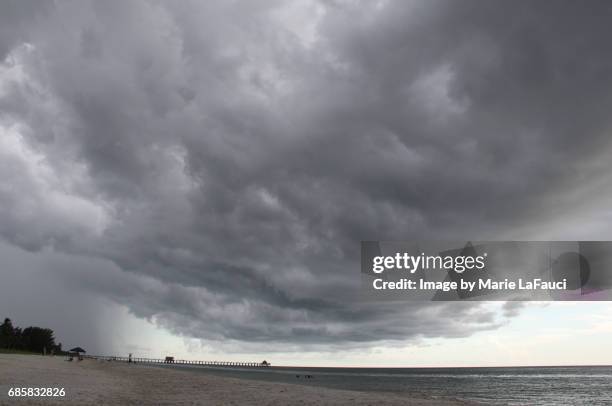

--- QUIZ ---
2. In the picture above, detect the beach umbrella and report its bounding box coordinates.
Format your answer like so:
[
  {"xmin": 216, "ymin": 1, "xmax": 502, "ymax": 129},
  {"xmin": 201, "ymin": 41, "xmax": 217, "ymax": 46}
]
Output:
[{"xmin": 69, "ymin": 347, "xmax": 86, "ymax": 353}]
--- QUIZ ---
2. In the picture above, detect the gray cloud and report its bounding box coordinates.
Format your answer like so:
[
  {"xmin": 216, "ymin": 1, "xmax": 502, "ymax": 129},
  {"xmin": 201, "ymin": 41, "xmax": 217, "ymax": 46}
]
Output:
[{"xmin": 1, "ymin": 0, "xmax": 612, "ymax": 349}]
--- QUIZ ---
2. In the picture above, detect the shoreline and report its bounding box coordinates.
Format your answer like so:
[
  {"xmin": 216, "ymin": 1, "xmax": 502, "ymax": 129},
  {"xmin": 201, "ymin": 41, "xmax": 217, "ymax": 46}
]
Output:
[{"xmin": 0, "ymin": 354, "xmax": 477, "ymax": 405}]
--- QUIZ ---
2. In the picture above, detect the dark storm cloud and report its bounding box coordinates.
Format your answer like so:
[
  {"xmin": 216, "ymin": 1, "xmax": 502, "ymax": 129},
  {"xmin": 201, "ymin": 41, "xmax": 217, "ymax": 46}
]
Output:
[{"xmin": 1, "ymin": 0, "xmax": 612, "ymax": 347}]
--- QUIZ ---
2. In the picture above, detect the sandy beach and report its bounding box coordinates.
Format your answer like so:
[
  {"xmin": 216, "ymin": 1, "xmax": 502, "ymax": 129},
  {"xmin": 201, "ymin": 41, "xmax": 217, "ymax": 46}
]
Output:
[{"xmin": 0, "ymin": 354, "xmax": 476, "ymax": 405}]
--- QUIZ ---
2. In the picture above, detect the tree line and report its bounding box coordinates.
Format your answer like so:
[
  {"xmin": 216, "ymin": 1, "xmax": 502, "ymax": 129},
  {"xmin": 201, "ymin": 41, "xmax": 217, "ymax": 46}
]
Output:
[{"xmin": 0, "ymin": 317, "xmax": 64, "ymax": 354}]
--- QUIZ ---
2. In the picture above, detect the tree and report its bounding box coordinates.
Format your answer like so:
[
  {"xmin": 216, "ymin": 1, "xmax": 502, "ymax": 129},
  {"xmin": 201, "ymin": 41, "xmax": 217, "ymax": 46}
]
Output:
[
  {"xmin": 0, "ymin": 318, "xmax": 16, "ymax": 349},
  {"xmin": 54, "ymin": 342, "xmax": 63, "ymax": 354},
  {"xmin": 0, "ymin": 317, "xmax": 59, "ymax": 353},
  {"xmin": 13, "ymin": 327, "xmax": 22, "ymax": 350},
  {"xmin": 20, "ymin": 327, "xmax": 56, "ymax": 353}
]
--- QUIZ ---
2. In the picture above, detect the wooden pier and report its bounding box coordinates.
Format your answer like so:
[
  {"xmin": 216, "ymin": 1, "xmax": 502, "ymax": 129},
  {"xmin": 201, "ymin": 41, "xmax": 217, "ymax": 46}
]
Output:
[{"xmin": 83, "ymin": 355, "xmax": 271, "ymax": 368}]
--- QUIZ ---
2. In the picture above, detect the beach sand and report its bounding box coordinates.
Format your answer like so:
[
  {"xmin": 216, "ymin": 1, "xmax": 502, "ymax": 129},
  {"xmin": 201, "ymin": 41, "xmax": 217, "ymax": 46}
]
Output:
[{"xmin": 0, "ymin": 354, "xmax": 475, "ymax": 405}]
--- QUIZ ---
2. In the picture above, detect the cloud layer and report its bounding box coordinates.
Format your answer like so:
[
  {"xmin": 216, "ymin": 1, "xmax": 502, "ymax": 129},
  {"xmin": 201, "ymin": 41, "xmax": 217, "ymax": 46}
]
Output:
[{"xmin": 2, "ymin": 0, "xmax": 612, "ymax": 348}]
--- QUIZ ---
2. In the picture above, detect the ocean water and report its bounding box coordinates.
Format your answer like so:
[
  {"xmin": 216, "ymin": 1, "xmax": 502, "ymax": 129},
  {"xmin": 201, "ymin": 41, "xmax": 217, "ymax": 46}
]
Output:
[{"xmin": 165, "ymin": 364, "xmax": 612, "ymax": 405}]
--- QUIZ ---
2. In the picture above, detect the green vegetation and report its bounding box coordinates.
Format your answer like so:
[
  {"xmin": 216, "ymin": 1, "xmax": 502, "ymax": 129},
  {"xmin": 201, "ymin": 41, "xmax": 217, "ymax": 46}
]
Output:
[{"xmin": 0, "ymin": 317, "xmax": 64, "ymax": 355}]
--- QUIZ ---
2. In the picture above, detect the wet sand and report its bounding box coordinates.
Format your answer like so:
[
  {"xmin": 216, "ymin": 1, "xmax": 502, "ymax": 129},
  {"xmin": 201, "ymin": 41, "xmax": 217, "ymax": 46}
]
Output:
[{"xmin": 0, "ymin": 354, "xmax": 476, "ymax": 405}]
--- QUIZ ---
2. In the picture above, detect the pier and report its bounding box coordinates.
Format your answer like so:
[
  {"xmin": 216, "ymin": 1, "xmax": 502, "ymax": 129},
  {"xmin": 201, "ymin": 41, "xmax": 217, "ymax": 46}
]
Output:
[{"xmin": 83, "ymin": 355, "xmax": 271, "ymax": 368}]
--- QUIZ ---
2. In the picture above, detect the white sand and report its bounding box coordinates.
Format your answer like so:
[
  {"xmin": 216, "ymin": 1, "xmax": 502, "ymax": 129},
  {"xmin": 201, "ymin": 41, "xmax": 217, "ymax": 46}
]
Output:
[{"xmin": 0, "ymin": 354, "xmax": 478, "ymax": 405}]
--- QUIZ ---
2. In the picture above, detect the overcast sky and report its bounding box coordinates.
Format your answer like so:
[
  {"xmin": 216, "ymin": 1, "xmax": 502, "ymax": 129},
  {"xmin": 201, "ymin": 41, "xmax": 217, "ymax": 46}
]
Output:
[{"xmin": 1, "ymin": 0, "xmax": 612, "ymax": 365}]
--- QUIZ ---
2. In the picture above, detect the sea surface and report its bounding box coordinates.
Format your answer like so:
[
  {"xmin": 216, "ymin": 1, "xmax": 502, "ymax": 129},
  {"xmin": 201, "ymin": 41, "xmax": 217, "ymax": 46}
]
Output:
[{"xmin": 165, "ymin": 364, "xmax": 612, "ymax": 405}]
